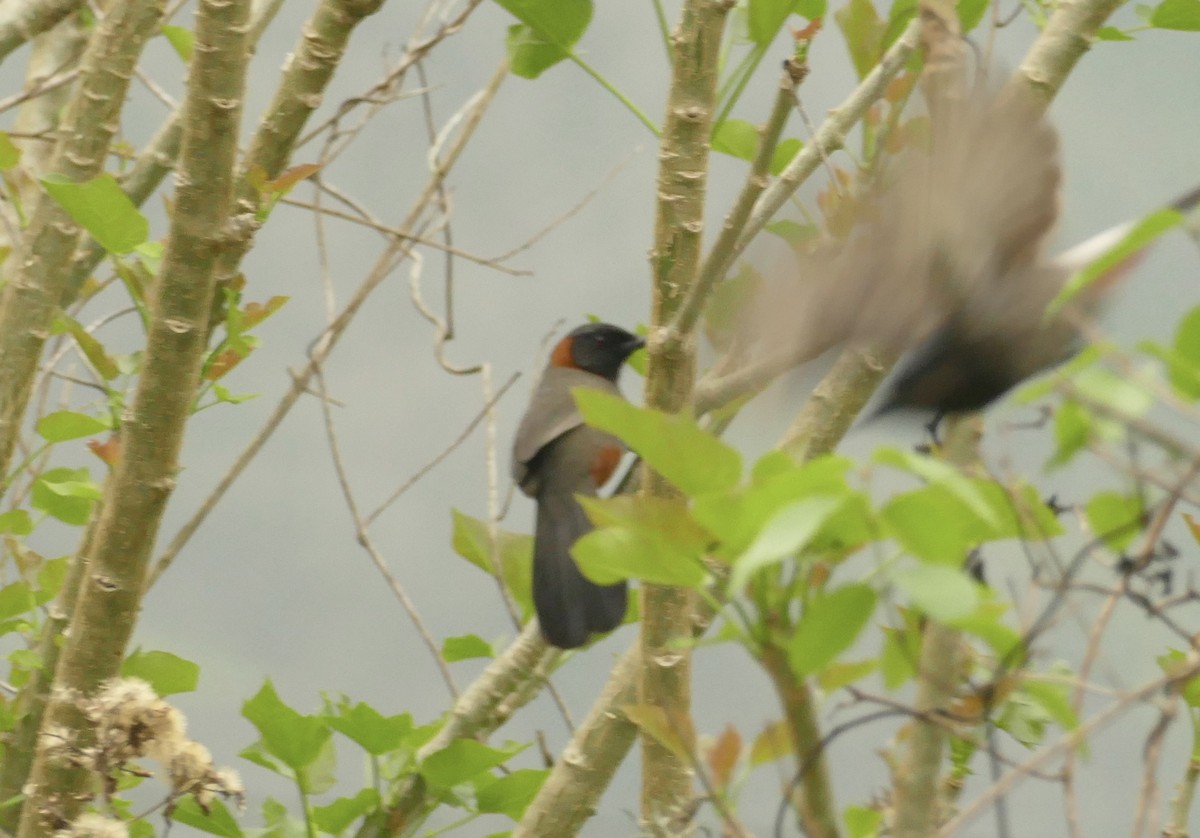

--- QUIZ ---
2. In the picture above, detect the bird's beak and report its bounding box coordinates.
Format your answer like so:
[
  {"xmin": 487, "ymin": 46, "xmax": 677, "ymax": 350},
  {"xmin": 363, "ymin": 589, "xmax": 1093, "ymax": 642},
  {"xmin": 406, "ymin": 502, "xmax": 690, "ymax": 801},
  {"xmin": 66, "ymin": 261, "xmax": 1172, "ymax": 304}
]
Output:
[{"xmin": 624, "ymin": 335, "xmax": 646, "ymax": 354}]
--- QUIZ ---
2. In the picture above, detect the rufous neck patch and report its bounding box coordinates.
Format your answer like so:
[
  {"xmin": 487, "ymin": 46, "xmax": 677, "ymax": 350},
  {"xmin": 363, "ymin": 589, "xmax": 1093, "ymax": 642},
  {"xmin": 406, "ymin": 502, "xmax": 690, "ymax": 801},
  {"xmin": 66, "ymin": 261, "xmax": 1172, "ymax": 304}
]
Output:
[{"xmin": 550, "ymin": 336, "xmax": 576, "ymax": 369}]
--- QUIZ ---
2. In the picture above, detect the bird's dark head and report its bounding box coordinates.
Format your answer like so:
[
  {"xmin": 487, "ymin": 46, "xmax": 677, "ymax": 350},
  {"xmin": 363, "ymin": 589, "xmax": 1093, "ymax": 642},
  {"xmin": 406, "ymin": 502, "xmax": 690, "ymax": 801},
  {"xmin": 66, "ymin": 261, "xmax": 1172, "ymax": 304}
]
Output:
[{"xmin": 550, "ymin": 322, "xmax": 644, "ymax": 382}]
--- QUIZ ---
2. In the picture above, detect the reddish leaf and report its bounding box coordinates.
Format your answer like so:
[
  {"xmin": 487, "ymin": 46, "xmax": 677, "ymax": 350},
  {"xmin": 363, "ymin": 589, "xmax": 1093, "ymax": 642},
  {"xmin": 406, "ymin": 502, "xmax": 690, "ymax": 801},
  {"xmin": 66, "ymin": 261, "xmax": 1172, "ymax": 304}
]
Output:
[
  {"xmin": 87, "ymin": 435, "xmax": 121, "ymax": 466},
  {"xmin": 241, "ymin": 295, "xmax": 289, "ymax": 329},
  {"xmin": 204, "ymin": 348, "xmax": 249, "ymax": 381},
  {"xmin": 265, "ymin": 163, "xmax": 322, "ymax": 194},
  {"xmin": 705, "ymin": 724, "xmax": 741, "ymax": 791}
]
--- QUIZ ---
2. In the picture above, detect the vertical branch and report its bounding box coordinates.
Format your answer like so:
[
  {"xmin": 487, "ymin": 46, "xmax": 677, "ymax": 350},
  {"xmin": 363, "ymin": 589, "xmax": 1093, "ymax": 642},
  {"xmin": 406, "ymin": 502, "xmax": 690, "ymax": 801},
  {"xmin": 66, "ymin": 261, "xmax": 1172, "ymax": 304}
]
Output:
[
  {"xmin": 0, "ymin": 0, "xmax": 164, "ymax": 487},
  {"xmin": 891, "ymin": 418, "xmax": 979, "ymax": 838},
  {"xmin": 642, "ymin": 0, "xmax": 728, "ymax": 830},
  {"xmin": 15, "ymin": 0, "xmax": 250, "ymax": 831}
]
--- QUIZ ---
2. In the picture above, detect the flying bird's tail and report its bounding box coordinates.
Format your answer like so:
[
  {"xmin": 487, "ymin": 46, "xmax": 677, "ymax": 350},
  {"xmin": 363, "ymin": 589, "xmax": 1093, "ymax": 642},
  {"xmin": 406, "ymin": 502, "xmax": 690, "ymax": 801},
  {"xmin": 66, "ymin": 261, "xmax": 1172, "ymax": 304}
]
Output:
[{"xmin": 533, "ymin": 488, "xmax": 627, "ymax": 649}]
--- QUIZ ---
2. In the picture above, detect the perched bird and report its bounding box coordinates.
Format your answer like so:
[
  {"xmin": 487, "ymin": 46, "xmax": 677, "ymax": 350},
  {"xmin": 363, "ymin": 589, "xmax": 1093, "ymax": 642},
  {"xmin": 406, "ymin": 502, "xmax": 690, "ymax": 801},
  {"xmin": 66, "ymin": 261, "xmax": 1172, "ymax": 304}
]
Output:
[
  {"xmin": 512, "ymin": 322, "xmax": 644, "ymax": 649},
  {"xmin": 753, "ymin": 81, "xmax": 1200, "ymax": 418}
]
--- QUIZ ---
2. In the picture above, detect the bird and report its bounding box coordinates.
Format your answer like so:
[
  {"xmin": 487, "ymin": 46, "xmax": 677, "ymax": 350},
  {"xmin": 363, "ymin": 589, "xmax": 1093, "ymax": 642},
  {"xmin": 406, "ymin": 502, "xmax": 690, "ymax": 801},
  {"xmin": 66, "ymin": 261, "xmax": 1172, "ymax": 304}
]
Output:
[
  {"xmin": 750, "ymin": 80, "xmax": 1200, "ymax": 419},
  {"xmin": 511, "ymin": 322, "xmax": 644, "ymax": 649}
]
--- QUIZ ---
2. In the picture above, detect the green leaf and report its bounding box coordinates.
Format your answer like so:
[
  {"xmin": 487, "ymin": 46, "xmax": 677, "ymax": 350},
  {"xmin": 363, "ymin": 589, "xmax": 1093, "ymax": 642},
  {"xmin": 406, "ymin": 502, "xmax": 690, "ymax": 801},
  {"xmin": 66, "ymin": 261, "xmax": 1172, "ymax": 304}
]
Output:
[
  {"xmin": 893, "ymin": 565, "xmax": 979, "ymax": 621},
  {"xmin": 1050, "ymin": 400, "xmax": 1092, "ymax": 466},
  {"xmin": 326, "ymin": 699, "xmax": 412, "ymax": 755},
  {"xmin": 421, "ymin": 739, "xmax": 518, "ymax": 789},
  {"xmin": 242, "ymin": 680, "xmax": 331, "ymax": 771},
  {"xmin": 712, "ymin": 119, "xmax": 760, "ymax": 162},
  {"xmin": 0, "ymin": 582, "xmax": 35, "ymax": 621},
  {"xmin": 443, "ymin": 634, "xmax": 494, "ymax": 662},
  {"xmin": 573, "ymin": 389, "xmax": 741, "ymax": 496},
  {"xmin": 880, "ymin": 612, "xmax": 922, "ymax": 688},
  {"xmin": 451, "ymin": 508, "xmax": 495, "ymax": 573},
  {"xmin": 36, "ymin": 410, "xmax": 110, "ymax": 442},
  {"xmin": 36, "ymin": 557, "xmax": 69, "ymax": 604},
  {"xmin": 694, "ymin": 455, "xmax": 857, "ymax": 557},
  {"xmin": 478, "ymin": 768, "xmax": 548, "ymax": 819},
  {"xmin": 32, "ymin": 467, "xmax": 99, "ymax": 525},
  {"xmin": 817, "ymin": 658, "xmax": 878, "ymax": 691},
  {"xmin": 449, "ymin": 509, "xmax": 534, "ymax": 618},
  {"xmin": 41, "ymin": 173, "xmax": 149, "ymax": 254},
  {"xmin": 1159, "ymin": 649, "xmax": 1200, "ymax": 706},
  {"xmin": 845, "ymin": 804, "xmax": 882, "ymax": 838},
  {"xmin": 949, "ymin": 602, "xmax": 1023, "ymax": 661},
  {"xmin": 1071, "ymin": 364, "xmax": 1154, "ymax": 417},
  {"xmin": 169, "ymin": 798, "xmax": 244, "ymax": 838},
  {"xmin": 0, "ymin": 132, "xmax": 20, "ymax": 170},
  {"xmin": 835, "ymin": 0, "xmax": 885, "ymax": 79},
  {"xmin": 771, "ymin": 138, "xmax": 803, "ymax": 175},
  {"xmin": 788, "ymin": 584, "xmax": 877, "ymax": 675},
  {"xmin": 874, "ymin": 448, "xmax": 999, "ymax": 528},
  {"xmin": 798, "ymin": 0, "xmax": 827, "ymax": 16},
  {"xmin": 573, "ymin": 519, "xmax": 708, "ymax": 587},
  {"xmin": 1152, "ymin": 0, "xmax": 1200, "ymax": 28},
  {"xmin": 54, "ymin": 314, "xmax": 120, "ymax": 380},
  {"xmin": 749, "ymin": 0, "xmax": 801, "ymax": 44},
  {"xmin": 956, "ymin": 0, "xmax": 989, "ymax": 31},
  {"xmin": 161, "ymin": 24, "xmax": 195, "ymax": 60},
  {"xmin": 881, "ymin": 487, "xmax": 987, "ymax": 565},
  {"xmin": 312, "ymin": 788, "xmax": 379, "ymax": 834},
  {"xmin": 1085, "ymin": 491, "xmax": 1143, "ymax": 552},
  {"xmin": 730, "ymin": 496, "xmax": 845, "ymax": 591},
  {"xmin": 1051, "ymin": 206, "xmax": 1186, "ymax": 315},
  {"xmin": 1096, "ymin": 24, "xmax": 1135, "ymax": 39},
  {"xmin": 121, "ymin": 649, "xmax": 200, "ymax": 696},
  {"xmin": 497, "ymin": 0, "xmax": 593, "ymax": 79},
  {"xmin": 1022, "ymin": 679, "xmax": 1079, "ymax": 731},
  {"xmin": 0, "ymin": 510, "xmax": 32, "ymax": 535},
  {"xmin": 1168, "ymin": 306, "xmax": 1200, "ymax": 399},
  {"xmin": 299, "ymin": 735, "xmax": 338, "ymax": 795}
]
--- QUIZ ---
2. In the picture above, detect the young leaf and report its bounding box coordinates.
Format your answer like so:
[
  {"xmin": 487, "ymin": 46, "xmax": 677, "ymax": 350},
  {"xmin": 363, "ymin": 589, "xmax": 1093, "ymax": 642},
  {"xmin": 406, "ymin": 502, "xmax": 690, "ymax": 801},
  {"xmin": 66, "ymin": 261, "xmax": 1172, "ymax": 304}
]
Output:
[
  {"xmin": 421, "ymin": 739, "xmax": 520, "ymax": 789},
  {"xmin": 788, "ymin": 583, "xmax": 877, "ymax": 675},
  {"xmin": 325, "ymin": 700, "xmax": 412, "ymax": 755},
  {"xmin": 168, "ymin": 797, "xmax": 244, "ymax": 838},
  {"xmin": 477, "ymin": 769, "xmax": 549, "ymax": 820},
  {"xmin": 1085, "ymin": 491, "xmax": 1143, "ymax": 552},
  {"xmin": 573, "ymin": 389, "xmax": 741, "ymax": 496},
  {"xmin": 36, "ymin": 410, "xmax": 110, "ymax": 442},
  {"xmin": 32, "ymin": 467, "xmax": 99, "ymax": 525},
  {"xmin": 893, "ymin": 565, "xmax": 979, "ymax": 622},
  {"xmin": 442, "ymin": 634, "xmax": 495, "ymax": 662},
  {"xmin": 41, "ymin": 173, "xmax": 149, "ymax": 254},
  {"xmin": 730, "ymin": 496, "xmax": 845, "ymax": 591},
  {"xmin": 572, "ymin": 524, "xmax": 708, "ymax": 587},
  {"xmin": 0, "ymin": 510, "xmax": 32, "ymax": 535},
  {"xmin": 312, "ymin": 789, "xmax": 380, "ymax": 834},
  {"xmin": 0, "ymin": 132, "xmax": 20, "ymax": 170},
  {"xmin": 242, "ymin": 680, "xmax": 332, "ymax": 771},
  {"xmin": 496, "ymin": 0, "xmax": 593, "ymax": 79},
  {"xmin": 161, "ymin": 24, "xmax": 195, "ymax": 61},
  {"xmin": 121, "ymin": 649, "xmax": 200, "ymax": 696},
  {"xmin": 1151, "ymin": 0, "xmax": 1200, "ymax": 29}
]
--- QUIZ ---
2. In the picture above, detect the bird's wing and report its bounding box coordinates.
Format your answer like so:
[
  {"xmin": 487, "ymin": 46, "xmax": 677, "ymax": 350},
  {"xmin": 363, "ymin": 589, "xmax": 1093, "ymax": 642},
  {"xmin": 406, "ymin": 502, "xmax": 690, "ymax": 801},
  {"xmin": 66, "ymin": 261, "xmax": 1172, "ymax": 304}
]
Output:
[
  {"xmin": 511, "ymin": 367, "xmax": 621, "ymax": 492},
  {"xmin": 758, "ymin": 82, "xmax": 1062, "ymax": 360}
]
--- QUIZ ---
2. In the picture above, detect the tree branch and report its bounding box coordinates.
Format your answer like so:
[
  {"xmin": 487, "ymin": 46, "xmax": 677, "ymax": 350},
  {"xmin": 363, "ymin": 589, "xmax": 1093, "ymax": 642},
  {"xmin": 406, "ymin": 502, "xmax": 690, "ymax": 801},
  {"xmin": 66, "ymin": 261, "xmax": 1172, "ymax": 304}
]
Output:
[{"xmin": 15, "ymin": 0, "xmax": 249, "ymax": 830}]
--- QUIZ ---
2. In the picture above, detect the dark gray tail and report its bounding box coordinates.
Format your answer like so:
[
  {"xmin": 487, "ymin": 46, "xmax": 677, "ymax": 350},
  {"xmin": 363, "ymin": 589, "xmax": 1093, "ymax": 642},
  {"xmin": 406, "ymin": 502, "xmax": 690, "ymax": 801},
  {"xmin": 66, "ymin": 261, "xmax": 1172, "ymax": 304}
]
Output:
[{"xmin": 533, "ymin": 489, "xmax": 628, "ymax": 649}]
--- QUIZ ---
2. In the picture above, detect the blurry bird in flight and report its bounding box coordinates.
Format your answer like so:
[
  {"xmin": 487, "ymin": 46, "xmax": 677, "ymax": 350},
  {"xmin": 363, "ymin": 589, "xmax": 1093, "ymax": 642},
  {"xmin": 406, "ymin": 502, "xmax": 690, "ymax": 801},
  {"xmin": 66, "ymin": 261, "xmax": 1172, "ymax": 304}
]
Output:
[{"xmin": 747, "ymin": 80, "xmax": 1200, "ymax": 421}]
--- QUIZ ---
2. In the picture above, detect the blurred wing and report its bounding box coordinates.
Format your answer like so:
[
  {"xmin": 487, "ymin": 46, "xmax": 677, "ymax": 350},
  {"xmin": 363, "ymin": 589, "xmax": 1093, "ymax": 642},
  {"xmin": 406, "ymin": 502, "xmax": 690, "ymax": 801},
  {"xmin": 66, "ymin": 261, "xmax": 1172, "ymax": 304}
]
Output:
[{"xmin": 759, "ymin": 82, "xmax": 1062, "ymax": 360}]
